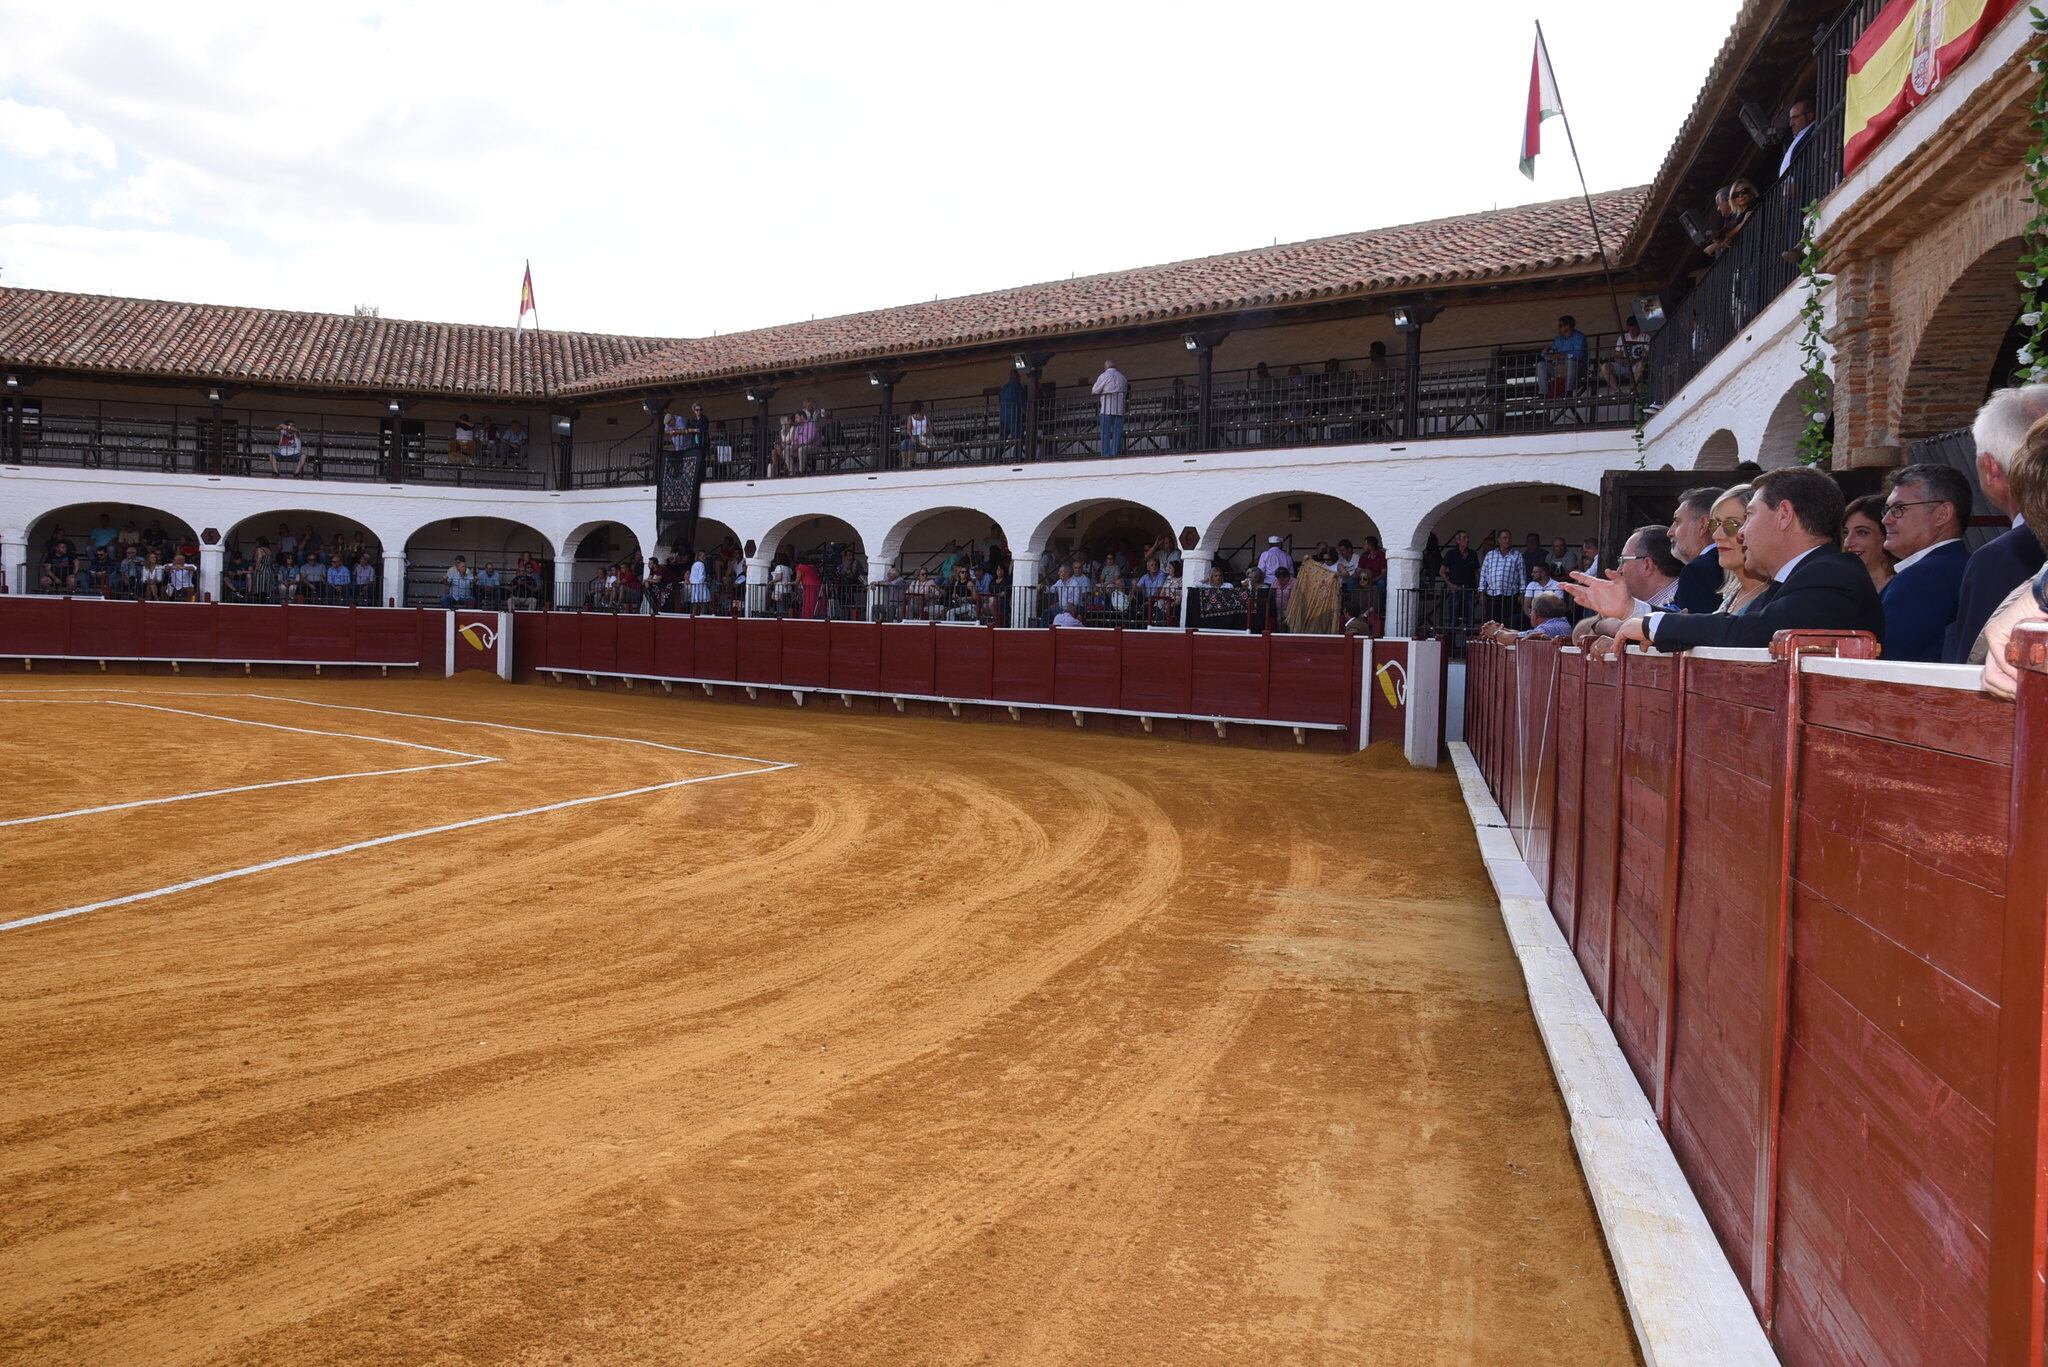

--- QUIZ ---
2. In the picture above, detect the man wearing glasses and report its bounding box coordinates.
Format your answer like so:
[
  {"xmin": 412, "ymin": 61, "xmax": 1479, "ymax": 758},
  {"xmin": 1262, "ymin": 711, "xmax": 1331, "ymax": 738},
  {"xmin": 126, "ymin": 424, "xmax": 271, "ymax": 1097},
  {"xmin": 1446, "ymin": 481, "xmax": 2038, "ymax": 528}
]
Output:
[{"xmin": 1878, "ymin": 462, "xmax": 1972, "ymax": 662}]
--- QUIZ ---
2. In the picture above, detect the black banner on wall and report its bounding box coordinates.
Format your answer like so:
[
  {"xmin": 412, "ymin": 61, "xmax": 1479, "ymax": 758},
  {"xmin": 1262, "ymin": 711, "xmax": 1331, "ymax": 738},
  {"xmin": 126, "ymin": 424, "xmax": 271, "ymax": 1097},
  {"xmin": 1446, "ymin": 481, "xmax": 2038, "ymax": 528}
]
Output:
[{"xmin": 657, "ymin": 448, "xmax": 706, "ymax": 553}]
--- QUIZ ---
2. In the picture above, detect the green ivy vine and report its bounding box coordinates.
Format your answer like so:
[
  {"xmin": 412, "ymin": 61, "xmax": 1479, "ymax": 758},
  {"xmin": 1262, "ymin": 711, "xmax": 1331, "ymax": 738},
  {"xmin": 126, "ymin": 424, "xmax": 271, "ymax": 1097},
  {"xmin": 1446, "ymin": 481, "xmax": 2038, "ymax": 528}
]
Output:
[
  {"xmin": 2018, "ymin": 6, "xmax": 2048, "ymax": 380},
  {"xmin": 1794, "ymin": 199, "xmax": 1834, "ymax": 467}
]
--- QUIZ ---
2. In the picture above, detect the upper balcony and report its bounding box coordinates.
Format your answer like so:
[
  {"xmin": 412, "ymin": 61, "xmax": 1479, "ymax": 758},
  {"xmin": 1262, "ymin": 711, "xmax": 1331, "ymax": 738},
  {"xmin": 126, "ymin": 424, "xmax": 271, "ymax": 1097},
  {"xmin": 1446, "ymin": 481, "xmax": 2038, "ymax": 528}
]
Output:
[
  {"xmin": 1643, "ymin": 0, "xmax": 1880, "ymax": 402},
  {"xmin": 582, "ymin": 335, "xmax": 1641, "ymax": 488},
  {"xmin": 2, "ymin": 330, "xmax": 1643, "ymax": 494}
]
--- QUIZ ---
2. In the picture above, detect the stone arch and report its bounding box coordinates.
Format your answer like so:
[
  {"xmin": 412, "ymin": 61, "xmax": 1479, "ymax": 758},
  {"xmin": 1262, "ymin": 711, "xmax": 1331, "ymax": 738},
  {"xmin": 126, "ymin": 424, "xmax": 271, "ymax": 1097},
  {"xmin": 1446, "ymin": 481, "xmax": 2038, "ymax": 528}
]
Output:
[
  {"xmin": 564, "ymin": 520, "xmax": 643, "ymax": 564},
  {"xmin": 1402, "ymin": 479, "xmax": 1603, "ymax": 557},
  {"xmin": 224, "ymin": 508, "xmax": 386, "ymax": 559},
  {"xmin": 1022, "ymin": 497, "xmax": 1175, "ymax": 562},
  {"xmin": 1897, "ymin": 234, "xmax": 2025, "ymax": 441},
  {"xmin": 756, "ymin": 513, "xmax": 865, "ymax": 566},
  {"xmin": 1196, "ymin": 490, "xmax": 1382, "ymax": 573},
  {"xmin": 877, "ymin": 506, "xmax": 1016, "ymax": 570},
  {"xmin": 1754, "ymin": 383, "xmax": 1820, "ymax": 470},
  {"xmin": 403, "ymin": 516, "xmax": 552, "ymax": 606},
  {"xmin": 666, "ymin": 517, "xmax": 741, "ymax": 560},
  {"xmin": 1697, "ymin": 428, "xmax": 1742, "ymax": 471}
]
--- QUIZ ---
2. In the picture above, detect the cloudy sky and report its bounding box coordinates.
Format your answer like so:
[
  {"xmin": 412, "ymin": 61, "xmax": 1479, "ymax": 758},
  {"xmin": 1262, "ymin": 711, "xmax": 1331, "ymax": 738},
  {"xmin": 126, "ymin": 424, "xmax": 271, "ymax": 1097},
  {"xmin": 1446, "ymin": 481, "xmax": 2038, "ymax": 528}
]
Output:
[{"xmin": 0, "ymin": 1, "xmax": 1740, "ymax": 339}]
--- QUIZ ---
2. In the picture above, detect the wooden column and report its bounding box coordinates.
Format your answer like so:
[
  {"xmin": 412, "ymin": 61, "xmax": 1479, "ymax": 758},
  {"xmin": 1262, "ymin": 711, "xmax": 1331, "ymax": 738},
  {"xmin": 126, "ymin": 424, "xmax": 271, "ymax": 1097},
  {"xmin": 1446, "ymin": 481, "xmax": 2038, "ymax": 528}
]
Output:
[
  {"xmin": 1990, "ymin": 622, "xmax": 2048, "ymax": 1367},
  {"xmin": 1196, "ymin": 344, "xmax": 1214, "ymax": 451}
]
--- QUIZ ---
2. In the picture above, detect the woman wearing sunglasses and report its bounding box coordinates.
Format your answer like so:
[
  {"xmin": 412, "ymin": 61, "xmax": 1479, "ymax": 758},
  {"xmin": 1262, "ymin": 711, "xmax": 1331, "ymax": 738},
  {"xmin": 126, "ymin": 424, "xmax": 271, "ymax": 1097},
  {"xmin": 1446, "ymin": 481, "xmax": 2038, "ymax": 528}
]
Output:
[{"xmin": 1709, "ymin": 484, "xmax": 1771, "ymax": 613}]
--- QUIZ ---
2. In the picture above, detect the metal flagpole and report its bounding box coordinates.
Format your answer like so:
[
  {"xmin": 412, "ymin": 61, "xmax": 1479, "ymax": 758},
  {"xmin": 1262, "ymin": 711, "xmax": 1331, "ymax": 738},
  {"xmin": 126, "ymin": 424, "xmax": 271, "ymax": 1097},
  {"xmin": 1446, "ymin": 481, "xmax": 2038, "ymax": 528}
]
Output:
[
  {"xmin": 1535, "ymin": 20, "xmax": 1630, "ymax": 342},
  {"xmin": 519, "ymin": 262, "xmax": 560, "ymax": 489}
]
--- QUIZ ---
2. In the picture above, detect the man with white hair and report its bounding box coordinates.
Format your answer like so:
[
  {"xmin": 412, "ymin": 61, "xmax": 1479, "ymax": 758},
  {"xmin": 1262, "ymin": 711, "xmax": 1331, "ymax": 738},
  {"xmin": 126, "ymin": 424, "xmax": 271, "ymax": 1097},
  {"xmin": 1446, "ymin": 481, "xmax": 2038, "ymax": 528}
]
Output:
[{"xmin": 1946, "ymin": 383, "xmax": 2048, "ymax": 662}]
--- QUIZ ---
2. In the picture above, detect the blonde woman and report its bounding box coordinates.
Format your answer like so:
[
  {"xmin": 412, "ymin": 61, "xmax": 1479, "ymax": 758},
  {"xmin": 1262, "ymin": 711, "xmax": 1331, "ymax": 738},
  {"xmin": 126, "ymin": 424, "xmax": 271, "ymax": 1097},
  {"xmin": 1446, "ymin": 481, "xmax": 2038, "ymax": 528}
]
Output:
[{"xmin": 1709, "ymin": 483, "xmax": 1771, "ymax": 614}]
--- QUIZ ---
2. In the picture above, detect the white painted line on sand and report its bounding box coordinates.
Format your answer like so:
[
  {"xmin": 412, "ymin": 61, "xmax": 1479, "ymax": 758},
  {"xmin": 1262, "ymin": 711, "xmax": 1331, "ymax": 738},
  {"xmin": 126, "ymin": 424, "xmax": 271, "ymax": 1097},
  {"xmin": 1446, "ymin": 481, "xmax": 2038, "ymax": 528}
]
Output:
[{"xmin": 0, "ymin": 684, "xmax": 800, "ymax": 933}]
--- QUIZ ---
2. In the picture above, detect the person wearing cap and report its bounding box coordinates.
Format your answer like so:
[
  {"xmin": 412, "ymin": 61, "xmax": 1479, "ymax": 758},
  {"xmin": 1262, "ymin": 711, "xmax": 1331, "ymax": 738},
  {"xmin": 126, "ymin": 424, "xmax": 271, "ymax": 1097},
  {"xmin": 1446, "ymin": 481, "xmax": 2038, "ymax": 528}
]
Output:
[{"xmin": 1257, "ymin": 534, "xmax": 1292, "ymax": 582}]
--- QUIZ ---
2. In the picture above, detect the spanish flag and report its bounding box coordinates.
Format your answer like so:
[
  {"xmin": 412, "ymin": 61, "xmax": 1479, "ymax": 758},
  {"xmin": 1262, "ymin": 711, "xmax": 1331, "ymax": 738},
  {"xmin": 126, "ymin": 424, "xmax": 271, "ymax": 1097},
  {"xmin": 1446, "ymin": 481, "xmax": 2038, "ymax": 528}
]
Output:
[
  {"xmin": 1843, "ymin": 0, "xmax": 2023, "ymax": 175},
  {"xmin": 1519, "ymin": 28, "xmax": 1565, "ymax": 180},
  {"xmin": 517, "ymin": 261, "xmax": 536, "ymax": 331}
]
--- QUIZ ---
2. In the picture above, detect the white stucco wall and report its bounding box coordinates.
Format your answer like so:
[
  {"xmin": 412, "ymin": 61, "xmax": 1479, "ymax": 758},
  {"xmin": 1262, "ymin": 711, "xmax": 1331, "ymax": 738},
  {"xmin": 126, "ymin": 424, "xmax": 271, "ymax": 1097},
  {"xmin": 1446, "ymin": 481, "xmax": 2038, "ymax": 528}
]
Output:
[
  {"xmin": 2, "ymin": 425, "xmax": 1638, "ymax": 603},
  {"xmin": 1639, "ymin": 284, "xmax": 1818, "ymax": 473}
]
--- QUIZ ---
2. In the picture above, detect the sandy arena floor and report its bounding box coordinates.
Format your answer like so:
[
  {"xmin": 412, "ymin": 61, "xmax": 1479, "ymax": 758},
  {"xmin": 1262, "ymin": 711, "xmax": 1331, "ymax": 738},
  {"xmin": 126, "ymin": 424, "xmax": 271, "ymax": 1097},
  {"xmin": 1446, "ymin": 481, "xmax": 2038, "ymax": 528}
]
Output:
[{"xmin": 0, "ymin": 675, "xmax": 1637, "ymax": 1365}]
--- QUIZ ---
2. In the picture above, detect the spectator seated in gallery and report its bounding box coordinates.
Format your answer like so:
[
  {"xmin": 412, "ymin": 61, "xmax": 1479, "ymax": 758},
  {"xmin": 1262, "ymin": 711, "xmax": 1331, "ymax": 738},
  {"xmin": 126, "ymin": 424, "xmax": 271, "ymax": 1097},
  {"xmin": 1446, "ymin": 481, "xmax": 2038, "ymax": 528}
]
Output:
[
  {"xmin": 1948, "ymin": 385, "xmax": 2048, "ymax": 662},
  {"xmin": 1571, "ymin": 468, "xmax": 1884, "ymax": 653},
  {"xmin": 1877, "ymin": 462, "xmax": 1972, "ymax": 663},
  {"xmin": 1977, "ymin": 410, "xmax": 2048, "ymax": 697}
]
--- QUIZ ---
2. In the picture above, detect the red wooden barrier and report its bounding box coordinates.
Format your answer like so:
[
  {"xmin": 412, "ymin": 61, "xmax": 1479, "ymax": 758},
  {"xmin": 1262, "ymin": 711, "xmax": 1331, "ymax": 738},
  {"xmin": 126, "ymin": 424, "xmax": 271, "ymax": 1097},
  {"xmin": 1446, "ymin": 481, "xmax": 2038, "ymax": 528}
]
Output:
[
  {"xmin": 1464, "ymin": 633, "xmax": 2048, "ymax": 1367},
  {"xmin": 0, "ymin": 596, "xmax": 438, "ymax": 670}
]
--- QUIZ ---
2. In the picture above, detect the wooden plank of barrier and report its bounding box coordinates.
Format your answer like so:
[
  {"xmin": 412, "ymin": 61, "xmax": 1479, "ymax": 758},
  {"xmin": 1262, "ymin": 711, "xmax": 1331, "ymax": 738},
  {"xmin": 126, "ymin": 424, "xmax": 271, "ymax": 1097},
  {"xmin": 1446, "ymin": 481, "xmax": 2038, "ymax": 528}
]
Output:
[
  {"xmin": 1605, "ymin": 645, "xmax": 1628, "ymax": 1017},
  {"xmin": 1656, "ymin": 654, "xmax": 1687, "ymax": 1131},
  {"xmin": 1990, "ymin": 624, "xmax": 2048, "ymax": 1367},
  {"xmin": 1750, "ymin": 631, "xmax": 1864, "ymax": 1325}
]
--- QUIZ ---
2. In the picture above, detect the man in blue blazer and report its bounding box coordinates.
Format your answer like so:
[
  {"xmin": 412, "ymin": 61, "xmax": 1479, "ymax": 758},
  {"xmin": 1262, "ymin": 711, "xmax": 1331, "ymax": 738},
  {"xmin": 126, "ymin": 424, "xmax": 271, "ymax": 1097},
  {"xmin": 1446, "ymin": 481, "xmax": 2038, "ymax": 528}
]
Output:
[
  {"xmin": 1566, "ymin": 468, "xmax": 1885, "ymax": 651},
  {"xmin": 1878, "ymin": 463, "xmax": 1971, "ymax": 663},
  {"xmin": 1946, "ymin": 386, "xmax": 2048, "ymax": 661},
  {"xmin": 1669, "ymin": 486, "xmax": 1729, "ymax": 614}
]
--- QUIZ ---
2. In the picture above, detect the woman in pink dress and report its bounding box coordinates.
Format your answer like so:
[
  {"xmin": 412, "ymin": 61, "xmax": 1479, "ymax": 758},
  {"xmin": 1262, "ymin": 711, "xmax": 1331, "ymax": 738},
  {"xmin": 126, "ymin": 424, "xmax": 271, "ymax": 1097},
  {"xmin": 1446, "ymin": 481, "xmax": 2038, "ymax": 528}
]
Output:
[{"xmin": 796, "ymin": 558, "xmax": 823, "ymax": 618}]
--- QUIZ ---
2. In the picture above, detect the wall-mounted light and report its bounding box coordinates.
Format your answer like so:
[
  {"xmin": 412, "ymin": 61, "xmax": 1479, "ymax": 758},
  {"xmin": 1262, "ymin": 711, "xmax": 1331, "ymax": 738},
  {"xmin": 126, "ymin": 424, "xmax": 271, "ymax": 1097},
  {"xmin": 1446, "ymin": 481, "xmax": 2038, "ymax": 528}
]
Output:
[
  {"xmin": 387, "ymin": 397, "xmax": 403, "ymax": 415},
  {"xmin": 1679, "ymin": 211, "xmax": 1715, "ymax": 250},
  {"xmin": 1012, "ymin": 354, "xmax": 1029, "ymax": 371},
  {"xmin": 207, "ymin": 387, "xmax": 222, "ymax": 404},
  {"xmin": 640, "ymin": 397, "xmax": 667, "ymax": 415},
  {"xmin": 745, "ymin": 388, "xmax": 762, "ymax": 404},
  {"xmin": 1183, "ymin": 334, "xmax": 1201, "ymax": 352},
  {"xmin": 1389, "ymin": 303, "xmax": 1441, "ymax": 332},
  {"xmin": 2, "ymin": 374, "xmax": 19, "ymax": 391},
  {"xmin": 553, "ymin": 415, "xmax": 573, "ymax": 434}
]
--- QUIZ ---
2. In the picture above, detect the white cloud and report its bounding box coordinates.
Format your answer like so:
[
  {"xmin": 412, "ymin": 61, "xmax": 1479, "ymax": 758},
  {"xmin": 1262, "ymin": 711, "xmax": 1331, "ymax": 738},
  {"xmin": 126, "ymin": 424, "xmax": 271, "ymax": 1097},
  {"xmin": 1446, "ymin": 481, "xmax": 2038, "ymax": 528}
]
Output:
[
  {"xmin": 0, "ymin": 1, "xmax": 1745, "ymax": 337},
  {"xmin": 0, "ymin": 191, "xmax": 41, "ymax": 221},
  {"xmin": 0, "ymin": 98, "xmax": 116, "ymax": 180}
]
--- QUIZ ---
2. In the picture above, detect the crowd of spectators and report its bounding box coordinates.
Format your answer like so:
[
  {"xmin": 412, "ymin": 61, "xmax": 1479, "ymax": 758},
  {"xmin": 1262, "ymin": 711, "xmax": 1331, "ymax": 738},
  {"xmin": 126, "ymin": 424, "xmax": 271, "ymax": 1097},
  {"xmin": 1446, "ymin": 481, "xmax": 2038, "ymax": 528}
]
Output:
[
  {"xmin": 1471, "ymin": 382, "xmax": 2048, "ymax": 701},
  {"xmin": 439, "ymin": 551, "xmax": 546, "ymax": 611},
  {"xmin": 225, "ymin": 523, "xmax": 380, "ymax": 605},
  {"xmin": 34, "ymin": 515, "xmax": 201, "ymax": 601}
]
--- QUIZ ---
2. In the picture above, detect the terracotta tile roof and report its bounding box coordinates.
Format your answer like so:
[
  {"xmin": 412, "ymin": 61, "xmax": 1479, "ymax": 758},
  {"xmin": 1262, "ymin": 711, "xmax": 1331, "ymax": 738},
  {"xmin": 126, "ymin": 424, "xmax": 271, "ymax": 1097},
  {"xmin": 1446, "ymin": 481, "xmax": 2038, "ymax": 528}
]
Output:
[
  {"xmin": 0, "ymin": 288, "xmax": 670, "ymax": 399},
  {"xmin": 0, "ymin": 188, "xmax": 1645, "ymax": 403},
  {"xmin": 561, "ymin": 187, "xmax": 1649, "ymax": 397}
]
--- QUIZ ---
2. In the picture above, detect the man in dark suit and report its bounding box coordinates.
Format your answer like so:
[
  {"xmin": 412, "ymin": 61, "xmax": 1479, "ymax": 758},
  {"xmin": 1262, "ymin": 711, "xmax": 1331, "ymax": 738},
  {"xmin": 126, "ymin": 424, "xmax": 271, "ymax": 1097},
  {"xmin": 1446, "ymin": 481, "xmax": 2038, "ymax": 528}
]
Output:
[
  {"xmin": 1946, "ymin": 385, "xmax": 2048, "ymax": 662},
  {"xmin": 1669, "ymin": 486, "xmax": 1728, "ymax": 614},
  {"xmin": 1878, "ymin": 462, "xmax": 1971, "ymax": 663},
  {"xmin": 1566, "ymin": 468, "xmax": 1884, "ymax": 652}
]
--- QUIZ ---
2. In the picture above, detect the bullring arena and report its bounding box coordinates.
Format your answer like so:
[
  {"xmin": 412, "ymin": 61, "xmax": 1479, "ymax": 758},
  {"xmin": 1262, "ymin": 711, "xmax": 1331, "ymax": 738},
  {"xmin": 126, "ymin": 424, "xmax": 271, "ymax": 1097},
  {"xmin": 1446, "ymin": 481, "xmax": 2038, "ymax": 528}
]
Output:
[
  {"xmin": 1, "ymin": 673, "xmax": 1636, "ymax": 1363},
  {"xmin": 8, "ymin": 2, "xmax": 2048, "ymax": 1361}
]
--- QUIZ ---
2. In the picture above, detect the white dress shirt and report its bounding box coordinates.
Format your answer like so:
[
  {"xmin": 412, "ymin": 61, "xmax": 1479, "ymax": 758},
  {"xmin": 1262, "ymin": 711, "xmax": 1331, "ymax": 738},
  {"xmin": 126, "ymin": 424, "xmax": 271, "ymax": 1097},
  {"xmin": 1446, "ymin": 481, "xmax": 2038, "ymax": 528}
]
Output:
[{"xmin": 1891, "ymin": 537, "xmax": 1964, "ymax": 573}]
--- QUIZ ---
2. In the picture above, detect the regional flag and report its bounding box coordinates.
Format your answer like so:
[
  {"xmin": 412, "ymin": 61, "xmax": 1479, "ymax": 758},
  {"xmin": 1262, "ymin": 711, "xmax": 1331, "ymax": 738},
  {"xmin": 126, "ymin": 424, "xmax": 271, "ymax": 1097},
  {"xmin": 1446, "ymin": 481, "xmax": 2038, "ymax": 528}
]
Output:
[
  {"xmin": 517, "ymin": 262, "xmax": 536, "ymax": 331},
  {"xmin": 1519, "ymin": 28, "xmax": 1564, "ymax": 180},
  {"xmin": 1843, "ymin": 0, "xmax": 2023, "ymax": 175}
]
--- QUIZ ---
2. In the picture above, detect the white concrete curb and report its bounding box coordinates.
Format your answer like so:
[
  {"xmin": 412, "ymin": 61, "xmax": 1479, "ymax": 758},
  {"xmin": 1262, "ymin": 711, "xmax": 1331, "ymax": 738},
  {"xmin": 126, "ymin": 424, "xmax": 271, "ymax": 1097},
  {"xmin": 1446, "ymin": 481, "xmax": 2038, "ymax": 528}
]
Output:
[{"xmin": 1449, "ymin": 741, "xmax": 1778, "ymax": 1367}]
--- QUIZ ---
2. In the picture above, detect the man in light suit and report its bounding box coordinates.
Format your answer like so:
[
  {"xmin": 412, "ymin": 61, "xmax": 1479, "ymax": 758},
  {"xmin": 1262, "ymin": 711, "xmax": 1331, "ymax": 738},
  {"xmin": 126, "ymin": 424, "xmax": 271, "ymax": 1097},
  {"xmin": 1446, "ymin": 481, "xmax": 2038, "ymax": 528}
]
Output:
[
  {"xmin": 1878, "ymin": 462, "xmax": 1971, "ymax": 663},
  {"xmin": 1565, "ymin": 468, "xmax": 1884, "ymax": 652},
  {"xmin": 1946, "ymin": 385, "xmax": 2048, "ymax": 662}
]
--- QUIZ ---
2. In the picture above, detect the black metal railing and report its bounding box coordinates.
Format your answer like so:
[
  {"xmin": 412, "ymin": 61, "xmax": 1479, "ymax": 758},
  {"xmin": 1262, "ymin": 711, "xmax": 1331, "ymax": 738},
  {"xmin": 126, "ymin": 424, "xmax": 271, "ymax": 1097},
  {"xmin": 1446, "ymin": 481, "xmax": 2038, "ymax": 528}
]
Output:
[
  {"xmin": 585, "ymin": 336, "xmax": 1638, "ymax": 487},
  {"xmin": 8, "ymin": 400, "xmax": 549, "ymax": 489},
  {"xmin": 1648, "ymin": 0, "xmax": 1879, "ymax": 401}
]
